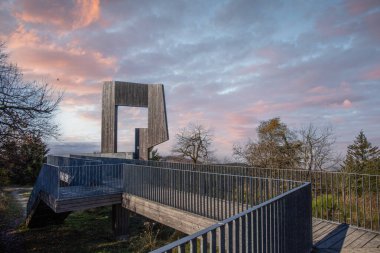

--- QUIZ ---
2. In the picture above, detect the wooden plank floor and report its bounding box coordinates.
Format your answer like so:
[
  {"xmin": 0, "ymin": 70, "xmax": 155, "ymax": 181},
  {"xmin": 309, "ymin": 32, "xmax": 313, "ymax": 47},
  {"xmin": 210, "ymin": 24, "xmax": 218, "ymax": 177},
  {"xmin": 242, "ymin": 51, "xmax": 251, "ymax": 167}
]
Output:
[{"xmin": 313, "ymin": 218, "xmax": 380, "ymax": 253}]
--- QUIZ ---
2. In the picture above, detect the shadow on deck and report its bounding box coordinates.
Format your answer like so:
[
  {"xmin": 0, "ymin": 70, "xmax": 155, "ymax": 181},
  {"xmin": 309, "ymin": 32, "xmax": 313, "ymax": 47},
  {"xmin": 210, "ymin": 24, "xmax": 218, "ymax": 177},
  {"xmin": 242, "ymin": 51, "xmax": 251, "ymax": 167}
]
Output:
[{"xmin": 312, "ymin": 218, "xmax": 380, "ymax": 252}]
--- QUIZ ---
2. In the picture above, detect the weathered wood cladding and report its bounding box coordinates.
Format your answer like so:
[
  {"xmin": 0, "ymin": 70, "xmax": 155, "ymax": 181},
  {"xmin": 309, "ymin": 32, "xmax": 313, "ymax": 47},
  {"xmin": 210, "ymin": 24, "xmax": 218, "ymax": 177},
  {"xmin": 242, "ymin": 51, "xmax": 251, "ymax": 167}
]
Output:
[
  {"xmin": 114, "ymin": 82, "xmax": 148, "ymax": 107},
  {"xmin": 101, "ymin": 82, "xmax": 116, "ymax": 153},
  {"xmin": 122, "ymin": 194, "xmax": 216, "ymax": 235},
  {"xmin": 148, "ymin": 84, "xmax": 169, "ymax": 147},
  {"xmin": 101, "ymin": 81, "xmax": 169, "ymax": 159},
  {"xmin": 135, "ymin": 128, "xmax": 149, "ymax": 160}
]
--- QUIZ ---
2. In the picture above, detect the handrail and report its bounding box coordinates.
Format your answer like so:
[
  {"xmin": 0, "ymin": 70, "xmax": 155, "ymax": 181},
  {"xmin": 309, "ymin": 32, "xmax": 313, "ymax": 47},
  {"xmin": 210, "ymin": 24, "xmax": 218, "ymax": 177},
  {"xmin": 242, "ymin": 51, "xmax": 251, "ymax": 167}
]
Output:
[
  {"xmin": 26, "ymin": 164, "xmax": 59, "ymax": 215},
  {"xmin": 71, "ymin": 155, "xmax": 380, "ymax": 231},
  {"xmin": 123, "ymin": 164, "xmax": 304, "ymax": 220},
  {"xmin": 28, "ymin": 157, "xmax": 313, "ymax": 252},
  {"xmin": 152, "ymin": 182, "xmax": 312, "ymax": 253}
]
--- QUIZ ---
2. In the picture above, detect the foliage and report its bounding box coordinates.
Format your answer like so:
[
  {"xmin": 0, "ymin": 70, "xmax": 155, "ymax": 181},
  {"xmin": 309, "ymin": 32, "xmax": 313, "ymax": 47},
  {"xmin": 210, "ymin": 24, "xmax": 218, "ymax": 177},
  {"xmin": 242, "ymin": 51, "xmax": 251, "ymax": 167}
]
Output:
[
  {"xmin": 0, "ymin": 42, "xmax": 61, "ymax": 185},
  {"xmin": 150, "ymin": 149, "xmax": 161, "ymax": 161},
  {"xmin": 342, "ymin": 130, "xmax": 380, "ymax": 174},
  {"xmin": 233, "ymin": 117, "xmax": 301, "ymax": 169},
  {"xmin": 172, "ymin": 123, "xmax": 214, "ymax": 164},
  {"xmin": 0, "ymin": 134, "xmax": 48, "ymax": 185}
]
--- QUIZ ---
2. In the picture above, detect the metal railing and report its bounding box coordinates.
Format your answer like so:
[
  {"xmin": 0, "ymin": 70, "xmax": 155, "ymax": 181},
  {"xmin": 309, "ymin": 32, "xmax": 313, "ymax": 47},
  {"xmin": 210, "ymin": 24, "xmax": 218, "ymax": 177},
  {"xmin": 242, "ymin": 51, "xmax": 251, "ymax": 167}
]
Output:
[
  {"xmin": 28, "ymin": 157, "xmax": 313, "ymax": 252},
  {"xmin": 124, "ymin": 165, "xmax": 304, "ymax": 221},
  {"xmin": 47, "ymin": 155, "xmax": 102, "ymax": 167},
  {"xmin": 71, "ymin": 155, "xmax": 380, "ymax": 231},
  {"xmin": 151, "ymin": 182, "xmax": 312, "ymax": 253},
  {"xmin": 57, "ymin": 163, "xmax": 125, "ymax": 199},
  {"xmin": 26, "ymin": 164, "xmax": 59, "ymax": 215}
]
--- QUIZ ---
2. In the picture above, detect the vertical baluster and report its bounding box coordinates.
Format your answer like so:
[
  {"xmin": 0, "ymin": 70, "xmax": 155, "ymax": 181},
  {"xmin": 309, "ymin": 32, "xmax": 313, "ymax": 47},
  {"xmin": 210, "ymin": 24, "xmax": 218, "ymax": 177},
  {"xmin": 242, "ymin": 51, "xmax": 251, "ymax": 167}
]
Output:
[
  {"xmin": 230, "ymin": 176, "xmax": 233, "ymax": 216},
  {"xmin": 226, "ymin": 222, "xmax": 233, "ymax": 253},
  {"xmin": 218, "ymin": 174, "xmax": 221, "ymax": 220},
  {"xmin": 210, "ymin": 230, "xmax": 217, "ymax": 252},
  {"xmin": 247, "ymin": 212, "xmax": 252, "ymax": 253},
  {"xmin": 258, "ymin": 207, "xmax": 263, "ymax": 253},
  {"xmin": 190, "ymin": 238, "xmax": 197, "ymax": 253},
  {"xmin": 349, "ymin": 174, "xmax": 352, "ymax": 225},
  {"xmin": 219, "ymin": 224, "xmax": 226, "ymax": 253},
  {"xmin": 178, "ymin": 244, "xmax": 185, "ymax": 253},
  {"xmin": 331, "ymin": 173, "xmax": 334, "ymax": 222},
  {"xmin": 356, "ymin": 174, "xmax": 359, "ymax": 227},
  {"xmin": 201, "ymin": 233, "xmax": 207, "ymax": 253},
  {"xmin": 252, "ymin": 210, "xmax": 257, "ymax": 253},
  {"xmin": 344, "ymin": 173, "xmax": 347, "ymax": 224},
  {"xmin": 377, "ymin": 176, "xmax": 379, "ymax": 231},
  {"xmin": 370, "ymin": 175, "xmax": 373, "ymax": 231},
  {"xmin": 213, "ymin": 173, "xmax": 217, "ymax": 220},
  {"xmin": 320, "ymin": 172, "xmax": 323, "ymax": 219},
  {"xmin": 242, "ymin": 216, "xmax": 246, "ymax": 253},
  {"xmin": 362, "ymin": 175, "xmax": 365, "ymax": 228},
  {"xmin": 235, "ymin": 218, "xmax": 240, "ymax": 253}
]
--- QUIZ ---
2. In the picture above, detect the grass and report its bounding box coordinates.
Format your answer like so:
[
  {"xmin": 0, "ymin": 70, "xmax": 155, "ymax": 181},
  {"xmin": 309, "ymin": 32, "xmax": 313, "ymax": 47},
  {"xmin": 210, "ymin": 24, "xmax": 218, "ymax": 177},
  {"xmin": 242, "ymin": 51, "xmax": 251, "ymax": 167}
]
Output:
[
  {"xmin": 0, "ymin": 188, "xmax": 185, "ymax": 253},
  {"xmin": 0, "ymin": 189, "xmax": 23, "ymax": 226},
  {"xmin": 312, "ymin": 193, "xmax": 380, "ymax": 230}
]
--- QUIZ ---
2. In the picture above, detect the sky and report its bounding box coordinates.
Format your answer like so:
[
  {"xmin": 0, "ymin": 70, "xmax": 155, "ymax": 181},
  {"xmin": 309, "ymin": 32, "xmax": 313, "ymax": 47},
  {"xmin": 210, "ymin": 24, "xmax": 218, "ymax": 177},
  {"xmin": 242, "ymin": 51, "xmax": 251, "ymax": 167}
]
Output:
[{"xmin": 0, "ymin": 0, "xmax": 379, "ymax": 160}]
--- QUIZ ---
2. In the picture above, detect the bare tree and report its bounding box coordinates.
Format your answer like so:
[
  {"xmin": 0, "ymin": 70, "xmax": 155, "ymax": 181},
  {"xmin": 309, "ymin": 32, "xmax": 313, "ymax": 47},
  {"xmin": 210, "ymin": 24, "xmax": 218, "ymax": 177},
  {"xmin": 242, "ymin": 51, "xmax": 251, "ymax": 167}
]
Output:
[
  {"xmin": 172, "ymin": 123, "xmax": 214, "ymax": 164},
  {"xmin": 0, "ymin": 42, "xmax": 63, "ymax": 142},
  {"xmin": 299, "ymin": 123, "xmax": 340, "ymax": 170}
]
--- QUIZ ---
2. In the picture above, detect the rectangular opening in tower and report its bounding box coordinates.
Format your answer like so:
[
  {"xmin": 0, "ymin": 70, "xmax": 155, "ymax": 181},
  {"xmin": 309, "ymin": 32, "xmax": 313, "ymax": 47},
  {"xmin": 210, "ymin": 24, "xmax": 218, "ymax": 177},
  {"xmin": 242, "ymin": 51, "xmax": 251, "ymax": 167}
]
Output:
[{"xmin": 117, "ymin": 107, "xmax": 148, "ymax": 152}]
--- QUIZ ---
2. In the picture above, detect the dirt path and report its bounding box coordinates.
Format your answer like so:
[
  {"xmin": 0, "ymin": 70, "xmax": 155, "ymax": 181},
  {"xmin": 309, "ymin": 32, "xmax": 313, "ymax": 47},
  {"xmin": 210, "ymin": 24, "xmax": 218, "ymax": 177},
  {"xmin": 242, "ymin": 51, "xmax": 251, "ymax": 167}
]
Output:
[
  {"xmin": 3, "ymin": 187, "xmax": 32, "ymax": 218},
  {"xmin": 0, "ymin": 186, "xmax": 32, "ymax": 253}
]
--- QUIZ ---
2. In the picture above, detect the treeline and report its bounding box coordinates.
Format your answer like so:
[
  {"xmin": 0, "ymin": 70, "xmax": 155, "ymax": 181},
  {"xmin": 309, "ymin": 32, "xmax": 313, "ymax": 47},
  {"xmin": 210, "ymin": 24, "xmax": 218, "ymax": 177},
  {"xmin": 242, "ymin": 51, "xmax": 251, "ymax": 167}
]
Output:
[
  {"xmin": 233, "ymin": 118, "xmax": 379, "ymax": 174},
  {"xmin": 172, "ymin": 119, "xmax": 380, "ymax": 174}
]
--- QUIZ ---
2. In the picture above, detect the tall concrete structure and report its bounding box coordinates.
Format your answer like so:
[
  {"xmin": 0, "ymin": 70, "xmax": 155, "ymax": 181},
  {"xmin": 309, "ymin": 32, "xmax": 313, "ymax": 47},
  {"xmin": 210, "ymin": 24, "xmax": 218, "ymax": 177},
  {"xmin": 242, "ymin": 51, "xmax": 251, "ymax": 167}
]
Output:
[{"xmin": 101, "ymin": 81, "xmax": 169, "ymax": 160}]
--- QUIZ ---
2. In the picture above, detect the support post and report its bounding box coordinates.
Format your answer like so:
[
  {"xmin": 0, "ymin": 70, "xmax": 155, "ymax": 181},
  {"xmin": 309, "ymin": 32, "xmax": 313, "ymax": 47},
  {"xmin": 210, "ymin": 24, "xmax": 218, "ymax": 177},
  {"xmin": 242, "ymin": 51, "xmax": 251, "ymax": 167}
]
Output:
[{"xmin": 112, "ymin": 204, "xmax": 130, "ymax": 239}]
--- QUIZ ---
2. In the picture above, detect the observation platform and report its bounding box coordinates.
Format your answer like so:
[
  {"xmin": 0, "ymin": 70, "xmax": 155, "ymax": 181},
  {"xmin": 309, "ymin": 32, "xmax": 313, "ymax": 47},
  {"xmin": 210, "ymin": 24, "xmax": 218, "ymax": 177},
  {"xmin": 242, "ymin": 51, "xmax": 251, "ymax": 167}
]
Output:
[{"xmin": 26, "ymin": 155, "xmax": 380, "ymax": 253}]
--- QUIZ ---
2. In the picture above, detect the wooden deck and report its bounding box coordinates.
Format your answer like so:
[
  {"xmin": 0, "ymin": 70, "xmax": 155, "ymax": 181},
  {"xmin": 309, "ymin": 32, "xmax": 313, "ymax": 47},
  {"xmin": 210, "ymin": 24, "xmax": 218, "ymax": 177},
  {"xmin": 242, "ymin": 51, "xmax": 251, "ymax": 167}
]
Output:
[
  {"xmin": 122, "ymin": 194, "xmax": 380, "ymax": 252},
  {"xmin": 313, "ymin": 218, "xmax": 380, "ymax": 252}
]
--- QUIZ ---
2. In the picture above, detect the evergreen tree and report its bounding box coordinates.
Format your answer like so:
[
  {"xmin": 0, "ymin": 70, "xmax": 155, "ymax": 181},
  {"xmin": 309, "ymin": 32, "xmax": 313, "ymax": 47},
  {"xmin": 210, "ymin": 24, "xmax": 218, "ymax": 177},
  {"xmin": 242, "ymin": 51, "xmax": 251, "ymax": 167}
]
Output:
[{"xmin": 342, "ymin": 130, "xmax": 380, "ymax": 174}]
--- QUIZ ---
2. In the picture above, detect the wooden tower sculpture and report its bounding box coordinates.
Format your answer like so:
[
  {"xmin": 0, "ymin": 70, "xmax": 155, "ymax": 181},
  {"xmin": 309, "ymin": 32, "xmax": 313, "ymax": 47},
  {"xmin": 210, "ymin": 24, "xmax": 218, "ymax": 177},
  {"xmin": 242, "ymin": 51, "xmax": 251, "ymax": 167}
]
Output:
[{"xmin": 101, "ymin": 81, "xmax": 169, "ymax": 160}]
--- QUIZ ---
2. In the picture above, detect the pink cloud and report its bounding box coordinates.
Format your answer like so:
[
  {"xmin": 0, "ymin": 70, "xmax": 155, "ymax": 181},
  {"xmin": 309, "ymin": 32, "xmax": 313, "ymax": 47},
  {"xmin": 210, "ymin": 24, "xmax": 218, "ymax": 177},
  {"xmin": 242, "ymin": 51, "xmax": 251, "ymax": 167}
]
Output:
[
  {"xmin": 364, "ymin": 66, "xmax": 380, "ymax": 80},
  {"xmin": 6, "ymin": 25, "xmax": 116, "ymax": 96},
  {"xmin": 226, "ymin": 113, "xmax": 252, "ymax": 125},
  {"xmin": 14, "ymin": 0, "xmax": 100, "ymax": 30},
  {"xmin": 342, "ymin": 99, "xmax": 352, "ymax": 108},
  {"xmin": 345, "ymin": 0, "xmax": 380, "ymax": 15},
  {"xmin": 308, "ymin": 86, "xmax": 331, "ymax": 94},
  {"xmin": 256, "ymin": 46, "xmax": 285, "ymax": 63}
]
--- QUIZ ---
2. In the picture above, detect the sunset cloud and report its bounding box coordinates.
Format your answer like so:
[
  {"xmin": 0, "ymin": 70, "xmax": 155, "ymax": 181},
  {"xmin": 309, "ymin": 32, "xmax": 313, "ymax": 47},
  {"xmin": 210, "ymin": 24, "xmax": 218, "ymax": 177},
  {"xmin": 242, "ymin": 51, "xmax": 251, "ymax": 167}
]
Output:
[
  {"xmin": 0, "ymin": 0, "xmax": 379, "ymax": 159},
  {"xmin": 14, "ymin": 0, "xmax": 100, "ymax": 30}
]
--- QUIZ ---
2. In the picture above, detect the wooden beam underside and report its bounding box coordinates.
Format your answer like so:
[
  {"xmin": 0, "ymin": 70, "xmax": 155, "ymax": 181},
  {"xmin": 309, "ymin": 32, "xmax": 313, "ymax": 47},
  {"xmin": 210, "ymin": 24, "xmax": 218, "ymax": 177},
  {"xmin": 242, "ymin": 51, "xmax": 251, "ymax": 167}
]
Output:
[{"xmin": 122, "ymin": 193, "xmax": 216, "ymax": 235}]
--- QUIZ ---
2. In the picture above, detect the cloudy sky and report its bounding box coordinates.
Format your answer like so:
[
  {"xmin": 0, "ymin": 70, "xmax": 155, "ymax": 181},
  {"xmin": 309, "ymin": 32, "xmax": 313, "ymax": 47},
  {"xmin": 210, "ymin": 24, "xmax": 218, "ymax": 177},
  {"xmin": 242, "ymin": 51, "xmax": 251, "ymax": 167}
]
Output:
[{"xmin": 1, "ymin": 0, "xmax": 379, "ymax": 159}]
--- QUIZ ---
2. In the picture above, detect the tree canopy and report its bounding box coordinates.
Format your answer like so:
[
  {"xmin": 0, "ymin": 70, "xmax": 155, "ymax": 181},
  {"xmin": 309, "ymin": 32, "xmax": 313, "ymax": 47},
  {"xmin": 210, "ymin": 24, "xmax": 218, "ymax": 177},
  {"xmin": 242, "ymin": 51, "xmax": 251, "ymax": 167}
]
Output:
[{"xmin": 233, "ymin": 118, "xmax": 301, "ymax": 169}]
